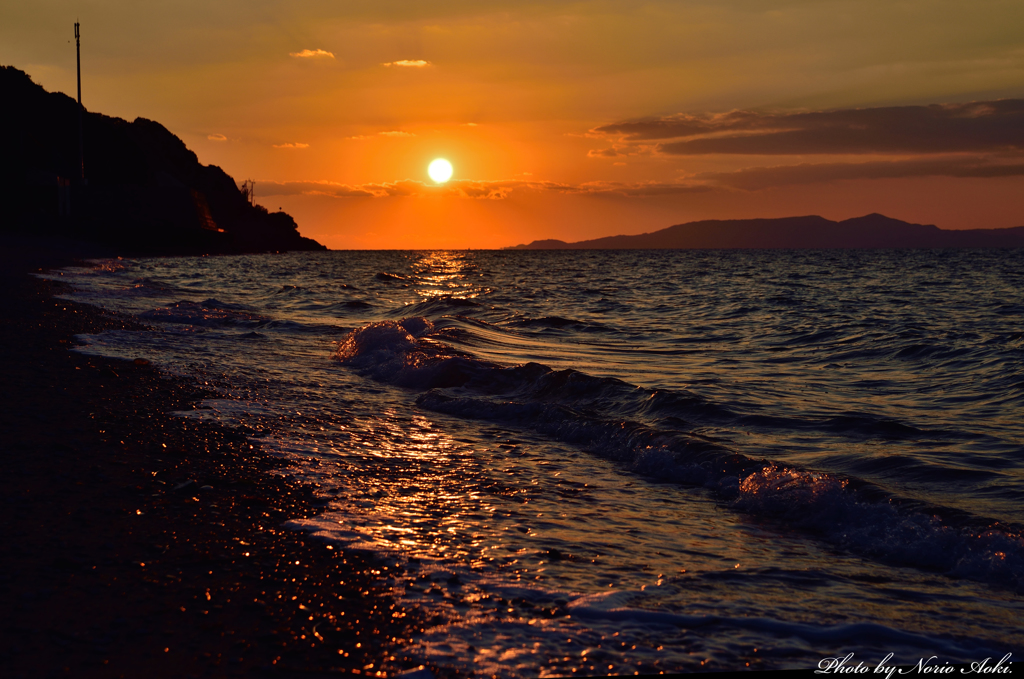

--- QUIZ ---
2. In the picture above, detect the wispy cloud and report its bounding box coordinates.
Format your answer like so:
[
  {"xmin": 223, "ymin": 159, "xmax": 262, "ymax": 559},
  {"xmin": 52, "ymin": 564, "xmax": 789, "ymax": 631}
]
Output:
[
  {"xmin": 572, "ymin": 181, "xmax": 713, "ymax": 197},
  {"xmin": 382, "ymin": 60, "xmax": 431, "ymax": 68},
  {"xmin": 256, "ymin": 154, "xmax": 1024, "ymax": 200},
  {"xmin": 702, "ymin": 157, "xmax": 1024, "ymax": 190},
  {"xmin": 255, "ymin": 178, "xmax": 715, "ymax": 200},
  {"xmin": 347, "ymin": 131, "xmax": 415, "ymax": 139},
  {"xmin": 272, "ymin": 142, "xmax": 310, "ymax": 149},
  {"xmin": 289, "ymin": 49, "xmax": 334, "ymax": 59},
  {"xmin": 587, "ymin": 144, "xmax": 656, "ymax": 159},
  {"xmin": 594, "ymin": 100, "xmax": 1024, "ymax": 156},
  {"xmin": 207, "ymin": 133, "xmax": 227, "ymax": 141},
  {"xmin": 257, "ymin": 179, "xmax": 504, "ymax": 199}
]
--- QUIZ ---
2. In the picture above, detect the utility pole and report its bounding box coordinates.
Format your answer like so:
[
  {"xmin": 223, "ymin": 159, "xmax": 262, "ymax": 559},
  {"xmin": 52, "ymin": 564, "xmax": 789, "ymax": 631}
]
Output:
[{"xmin": 75, "ymin": 21, "xmax": 85, "ymax": 184}]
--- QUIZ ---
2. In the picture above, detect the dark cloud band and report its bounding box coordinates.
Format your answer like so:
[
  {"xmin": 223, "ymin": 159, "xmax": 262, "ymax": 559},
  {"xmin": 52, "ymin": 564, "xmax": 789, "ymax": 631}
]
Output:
[
  {"xmin": 595, "ymin": 100, "xmax": 1024, "ymax": 155},
  {"xmin": 704, "ymin": 157, "xmax": 1024, "ymax": 190}
]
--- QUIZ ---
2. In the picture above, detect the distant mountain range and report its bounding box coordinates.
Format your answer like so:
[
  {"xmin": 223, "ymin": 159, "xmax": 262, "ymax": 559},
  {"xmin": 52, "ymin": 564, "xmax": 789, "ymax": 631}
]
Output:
[
  {"xmin": 510, "ymin": 214, "xmax": 1024, "ymax": 249},
  {"xmin": 0, "ymin": 65, "xmax": 324, "ymax": 255}
]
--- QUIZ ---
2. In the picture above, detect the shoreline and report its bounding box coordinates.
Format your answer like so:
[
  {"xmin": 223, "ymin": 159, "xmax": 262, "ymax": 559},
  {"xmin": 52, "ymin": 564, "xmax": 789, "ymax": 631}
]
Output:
[
  {"xmin": 0, "ymin": 236, "xmax": 443, "ymax": 678},
  {"xmin": 11, "ymin": 237, "xmax": 1009, "ymax": 677}
]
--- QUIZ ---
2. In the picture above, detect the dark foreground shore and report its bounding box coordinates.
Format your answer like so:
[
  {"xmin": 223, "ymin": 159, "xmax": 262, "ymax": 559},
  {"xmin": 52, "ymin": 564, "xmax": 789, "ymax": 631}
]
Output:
[{"xmin": 0, "ymin": 236, "xmax": 442, "ymax": 678}]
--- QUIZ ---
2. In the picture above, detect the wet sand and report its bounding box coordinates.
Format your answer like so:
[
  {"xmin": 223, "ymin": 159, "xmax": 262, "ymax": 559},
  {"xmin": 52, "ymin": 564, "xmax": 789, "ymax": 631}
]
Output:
[{"xmin": 0, "ymin": 236, "xmax": 445, "ymax": 678}]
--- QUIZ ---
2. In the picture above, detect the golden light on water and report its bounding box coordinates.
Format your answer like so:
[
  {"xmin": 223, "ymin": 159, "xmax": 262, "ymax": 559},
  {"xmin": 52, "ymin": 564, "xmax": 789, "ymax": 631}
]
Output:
[{"xmin": 428, "ymin": 158, "xmax": 453, "ymax": 183}]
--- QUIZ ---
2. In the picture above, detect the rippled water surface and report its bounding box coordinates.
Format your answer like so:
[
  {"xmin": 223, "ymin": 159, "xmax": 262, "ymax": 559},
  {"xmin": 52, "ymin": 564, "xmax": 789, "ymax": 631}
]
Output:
[{"xmin": 55, "ymin": 249, "xmax": 1024, "ymax": 674}]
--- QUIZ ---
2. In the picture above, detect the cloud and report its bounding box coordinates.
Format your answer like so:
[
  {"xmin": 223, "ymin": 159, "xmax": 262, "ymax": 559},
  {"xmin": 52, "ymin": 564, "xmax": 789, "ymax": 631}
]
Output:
[
  {"xmin": 452, "ymin": 183, "xmax": 513, "ymax": 200},
  {"xmin": 587, "ymin": 144, "xmax": 656, "ymax": 159},
  {"xmin": 256, "ymin": 180, "xmax": 382, "ymax": 198},
  {"xmin": 207, "ymin": 133, "xmax": 227, "ymax": 141},
  {"xmin": 586, "ymin": 99, "xmax": 1024, "ymax": 193},
  {"xmin": 382, "ymin": 60, "xmax": 431, "ymax": 68},
  {"xmin": 290, "ymin": 49, "xmax": 335, "ymax": 59},
  {"xmin": 272, "ymin": 142, "xmax": 310, "ymax": 149},
  {"xmin": 258, "ymin": 179, "xmax": 507, "ymax": 199},
  {"xmin": 703, "ymin": 157, "xmax": 1024, "ymax": 191},
  {"xmin": 347, "ymin": 131, "xmax": 415, "ymax": 139},
  {"xmin": 253, "ymin": 151, "xmax": 1024, "ymax": 204},
  {"xmin": 594, "ymin": 100, "xmax": 1024, "ymax": 155},
  {"xmin": 255, "ymin": 178, "xmax": 716, "ymax": 200},
  {"xmin": 573, "ymin": 181, "xmax": 712, "ymax": 197}
]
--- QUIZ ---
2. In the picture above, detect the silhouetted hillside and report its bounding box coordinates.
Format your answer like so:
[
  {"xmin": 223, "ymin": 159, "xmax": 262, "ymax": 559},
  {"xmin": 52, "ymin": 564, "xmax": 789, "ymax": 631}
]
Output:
[
  {"xmin": 510, "ymin": 213, "xmax": 1024, "ymax": 249},
  {"xmin": 0, "ymin": 66, "xmax": 325, "ymax": 255}
]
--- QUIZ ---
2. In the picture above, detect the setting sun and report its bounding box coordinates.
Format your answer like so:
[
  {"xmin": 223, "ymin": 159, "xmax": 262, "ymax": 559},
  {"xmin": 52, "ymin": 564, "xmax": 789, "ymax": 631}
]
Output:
[{"xmin": 428, "ymin": 158, "xmax": 453, "ymax": 184}]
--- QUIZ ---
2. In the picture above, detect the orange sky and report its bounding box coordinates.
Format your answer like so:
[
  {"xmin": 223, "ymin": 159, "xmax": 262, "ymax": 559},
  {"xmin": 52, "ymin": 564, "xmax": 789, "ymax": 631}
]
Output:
[{"xmin": 4, "ymin": 0, "xmax": 1024, "ymax": 248}]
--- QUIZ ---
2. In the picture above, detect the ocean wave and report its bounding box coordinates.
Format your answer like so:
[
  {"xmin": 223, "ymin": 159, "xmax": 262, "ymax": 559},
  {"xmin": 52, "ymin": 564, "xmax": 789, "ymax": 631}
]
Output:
[
  {"xmin": 388, "ymin": 297, "xmax": 483, "ymax": 320},
  {"xmin": 137, "ymin": 300, "xmax": 316, "ymax": 334},
  {"xmin": 509, "ymin": 315, "xmax": 619, "ymax": 335},
  {"xmin": 337, "ymin": 317, "xmax": 495, "ymax": 388},
  {"xmin": 199, "ymin": 297, "xmax": 257, "ymax": 311},
  {"xmin": 734, "ymin": 465, "xmax": 1024, "ymax": 589},
  {"xmin": 562, "ymin": 590, "xmax": 999, "ymax": 657},
  {"xmin": 273, "ymin": 284, "xmax": 310, "ymax": 295},
  {"xmin": 139, "ymin": 300, "xmax": 266, "ymax": 327},
  {"xmin": 336, "ymin": 318, "xmax": 1024, "ymax": 590}
]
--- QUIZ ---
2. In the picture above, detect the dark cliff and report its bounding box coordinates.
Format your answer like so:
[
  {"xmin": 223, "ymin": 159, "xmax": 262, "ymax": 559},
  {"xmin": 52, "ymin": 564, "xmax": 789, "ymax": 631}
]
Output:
[
  {"xmin": 511, "ymin": 213, "xmax": 1024, "ymax": 249},
  {"xmin": 0, "ymin": 66, "xmax": 325, "ymax": 255}
]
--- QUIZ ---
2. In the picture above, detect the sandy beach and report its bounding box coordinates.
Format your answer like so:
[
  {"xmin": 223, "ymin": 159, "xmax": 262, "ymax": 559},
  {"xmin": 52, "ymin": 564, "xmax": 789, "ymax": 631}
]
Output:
[{"xmin": 0, "ymin": 236, "xmax": 440, "ymax": 678}]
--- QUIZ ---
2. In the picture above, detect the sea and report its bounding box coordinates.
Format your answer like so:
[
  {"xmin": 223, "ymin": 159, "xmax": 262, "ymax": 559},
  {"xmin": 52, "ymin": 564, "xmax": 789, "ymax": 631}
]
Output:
[{"xmin": 50, "ymin": 248, "xmax": 1024, "ymax": 675}]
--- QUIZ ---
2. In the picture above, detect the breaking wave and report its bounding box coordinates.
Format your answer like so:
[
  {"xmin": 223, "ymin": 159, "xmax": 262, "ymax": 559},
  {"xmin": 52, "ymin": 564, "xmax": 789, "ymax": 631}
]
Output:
[{"xmin": 337, "ymin": 318, "xmax": 1024, "ymax": 591}]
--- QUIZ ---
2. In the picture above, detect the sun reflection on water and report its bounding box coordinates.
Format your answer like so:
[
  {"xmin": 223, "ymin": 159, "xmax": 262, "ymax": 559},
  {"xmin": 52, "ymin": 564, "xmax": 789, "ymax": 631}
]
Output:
[{"xmin": 410, "ymin": 251, "xmax": 482, "ymax": 300}]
